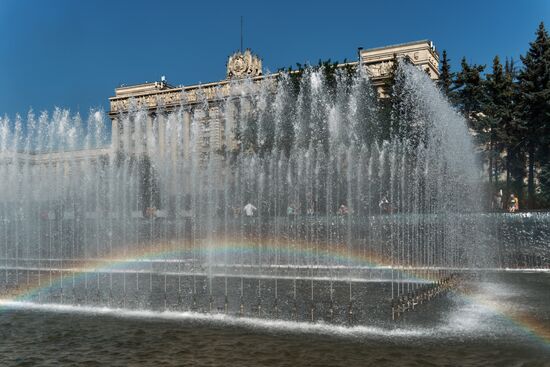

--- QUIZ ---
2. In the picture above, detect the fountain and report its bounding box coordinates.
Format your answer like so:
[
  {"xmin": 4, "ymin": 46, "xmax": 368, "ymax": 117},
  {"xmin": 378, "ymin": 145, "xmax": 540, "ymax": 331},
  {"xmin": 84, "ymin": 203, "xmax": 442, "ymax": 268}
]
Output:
[{"xmin": 0, "ymin": 61, "xmax": 545, "ymax": 325}]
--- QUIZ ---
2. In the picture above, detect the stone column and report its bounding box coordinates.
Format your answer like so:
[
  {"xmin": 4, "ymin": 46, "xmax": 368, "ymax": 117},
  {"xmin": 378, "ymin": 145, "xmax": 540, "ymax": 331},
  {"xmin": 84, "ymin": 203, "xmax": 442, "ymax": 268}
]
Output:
[
  {"xmin": 170, "ymin": 115, "xmax": 178, "ymax": 163},
  {"xmin": 146, "ymin": 114, "xmax": 154, "ymax": 156},
  {"xmin": 183, "ymin": 109, "xmax": 191, "ymax": 160},
  {"xmin": 239, "ymin": 96, "xmax": 251, "ymax": 148},
  {"xmin": 111, "ymin": 117, "xmax": 119, "ymax": 153},
  {"xmin": 122, "ymin": 118, "xmax": 130, "ymax": 154},
  {"xmin": 170, "ymin": 115, "xmax": 178, "ymax": 195},
  {"xmin": 224, "ymin": 100, "xmax": 236, "ymax": 150},
  {"xmin": 158, "ymin": 114, "xmax": 166, "ymax": 157},
  {"xmin": 134, "ymin": 115, "xmax": 142, "ymax": 155}
]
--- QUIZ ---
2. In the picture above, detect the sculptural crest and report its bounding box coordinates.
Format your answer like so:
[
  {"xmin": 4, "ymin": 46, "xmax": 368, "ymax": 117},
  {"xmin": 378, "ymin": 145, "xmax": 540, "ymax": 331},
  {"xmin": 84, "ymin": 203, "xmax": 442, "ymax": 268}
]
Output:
[{"xmin": 227, "ymin": 49, "xmax": 262, "ymax": 79}]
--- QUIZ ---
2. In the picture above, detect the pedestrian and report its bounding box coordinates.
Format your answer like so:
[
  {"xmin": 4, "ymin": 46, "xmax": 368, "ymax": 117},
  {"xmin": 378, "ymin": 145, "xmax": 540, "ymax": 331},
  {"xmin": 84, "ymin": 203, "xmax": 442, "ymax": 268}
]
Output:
[
  {"xmin": 286, "ymin": 205, "xmax": 296, "ymax": 220},
  {"xmin": 338, "ymin": 203, "xmax": 349, "ymax": 215},
  {"xmin": 379, "ymin": 195, "xmax": 391, "ymax": 214},
  {"xmin": 508, "ymin": 194, "xmax": 519, "ymax": 213},
  {"xmin": 494, "ymin": 189, "xmax": 503, "ymax": 211},
  {"xmin": 243, "ymin": 202, "xmax": 257, "ymax": 236},
  {"xmin": 243, "ymin": 202, "xmax": 257, "ymax": 217}
]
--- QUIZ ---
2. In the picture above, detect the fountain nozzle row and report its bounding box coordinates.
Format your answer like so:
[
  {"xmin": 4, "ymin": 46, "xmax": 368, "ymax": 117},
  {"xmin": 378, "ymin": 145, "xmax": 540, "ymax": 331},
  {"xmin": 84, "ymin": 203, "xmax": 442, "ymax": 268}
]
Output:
[{"xmin": 392, "ymin": 274, "xmax": 459, "ymax": 321}]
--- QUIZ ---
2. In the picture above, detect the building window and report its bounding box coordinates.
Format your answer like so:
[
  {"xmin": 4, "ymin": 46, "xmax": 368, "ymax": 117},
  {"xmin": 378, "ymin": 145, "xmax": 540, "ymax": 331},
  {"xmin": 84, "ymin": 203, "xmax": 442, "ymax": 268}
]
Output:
[{"xmin": 202, "ymin": 136, "xmax": 210, "ymax": 146}]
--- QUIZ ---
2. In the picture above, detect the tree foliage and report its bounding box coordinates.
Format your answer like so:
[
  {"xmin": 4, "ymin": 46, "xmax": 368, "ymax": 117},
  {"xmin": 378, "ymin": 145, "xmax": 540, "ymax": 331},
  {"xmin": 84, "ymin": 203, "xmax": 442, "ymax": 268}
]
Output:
[
  {"xmin": 437, "ymin": 50, "xmax": 453, "ymax": 96},
  {"xmin": 516, "ymin": 22, "xmax": 550, "ymax": 207},
  {"xmin": 446, "ymin": 22, "xmax": 550, "ymax": 208}
]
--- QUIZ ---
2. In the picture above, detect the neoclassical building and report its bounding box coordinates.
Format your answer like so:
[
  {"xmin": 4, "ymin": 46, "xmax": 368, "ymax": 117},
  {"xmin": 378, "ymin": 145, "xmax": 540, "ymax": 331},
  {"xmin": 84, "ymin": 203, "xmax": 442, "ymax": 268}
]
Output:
[
  {"xmin": 1, "ymin": 40, "xmax": 439, "ymax": 166},
  {"xmin": 108, "ymin": 40, "xmax": 440, "ymax": 160}
]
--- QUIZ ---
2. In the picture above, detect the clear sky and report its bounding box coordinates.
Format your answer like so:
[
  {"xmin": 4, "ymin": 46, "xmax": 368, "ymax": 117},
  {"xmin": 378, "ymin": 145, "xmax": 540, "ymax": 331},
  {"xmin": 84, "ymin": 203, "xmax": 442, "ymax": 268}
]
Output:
[{"xmin": 0, "ymin": 0, "xmax": 548, "ymax": 118}]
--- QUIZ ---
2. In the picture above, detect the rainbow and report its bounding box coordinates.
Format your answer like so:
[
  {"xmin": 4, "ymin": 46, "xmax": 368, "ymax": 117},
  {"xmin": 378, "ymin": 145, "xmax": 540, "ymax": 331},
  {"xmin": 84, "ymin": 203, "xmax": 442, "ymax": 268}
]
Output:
[
  {"xmin": 0, "ymin": 237, "xmax": 549, "ymax": 350},
  {"xmin": 455, "ymin": 286, "xmax": 550, "ymax": 348},
  {"xmin": 0, "ymin": 236, "xmax": 430, "ymax": 301}
]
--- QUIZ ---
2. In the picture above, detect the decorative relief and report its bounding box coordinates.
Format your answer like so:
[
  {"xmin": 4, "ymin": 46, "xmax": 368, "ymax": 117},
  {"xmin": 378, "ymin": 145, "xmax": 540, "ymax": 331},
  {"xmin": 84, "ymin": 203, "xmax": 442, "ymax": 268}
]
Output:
[
  {"xmin": 162, "ymin": 91, "xmax": 183, "ymax": 105},
  {"xmin": 367, "ymin": 60, "xmax": 394, "ymax": 78},
  {"xmin": 111, "ymin": 91, "xmax": 186, "ymax": 112},
  {"xmin": 227, "ymin": 49, "xmax": 262, "ymax": 79}
]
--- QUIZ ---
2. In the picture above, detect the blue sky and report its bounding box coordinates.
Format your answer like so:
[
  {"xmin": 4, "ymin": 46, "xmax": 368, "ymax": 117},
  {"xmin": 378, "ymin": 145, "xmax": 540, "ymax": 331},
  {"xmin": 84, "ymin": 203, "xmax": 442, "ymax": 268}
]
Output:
[{"xmin": 0, "ymin": 0, "xmax": 548, "ymax": 118}]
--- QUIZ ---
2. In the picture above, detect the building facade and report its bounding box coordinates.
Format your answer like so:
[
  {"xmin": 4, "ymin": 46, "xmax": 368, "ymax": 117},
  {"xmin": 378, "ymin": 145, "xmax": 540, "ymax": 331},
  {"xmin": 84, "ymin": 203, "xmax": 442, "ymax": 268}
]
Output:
[{"xmin": 108, "ymin": 40, "xmax": 440, "ymax": 159}]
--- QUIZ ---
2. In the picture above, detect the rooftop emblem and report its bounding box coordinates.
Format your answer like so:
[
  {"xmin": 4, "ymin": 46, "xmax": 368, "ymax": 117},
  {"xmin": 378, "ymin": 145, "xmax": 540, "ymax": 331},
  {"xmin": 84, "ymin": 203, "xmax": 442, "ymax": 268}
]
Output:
[{"xmin": 226, "ymin": 49, "xmax": 262, "ymax": 79}]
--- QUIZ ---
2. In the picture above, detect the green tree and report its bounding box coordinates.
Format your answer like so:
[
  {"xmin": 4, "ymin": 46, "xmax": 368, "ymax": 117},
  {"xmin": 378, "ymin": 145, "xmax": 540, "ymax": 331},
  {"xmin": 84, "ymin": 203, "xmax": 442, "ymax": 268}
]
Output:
[
  {"xmin": 500, "ymin": 58, "xmax": 526, "ymax": 201},
  {"xmin": 453, "ymin": 57, "xmax": 486, "ymax": 120},
  {"xmin": 480, "ymin": 56, "xmax": 507, "ymax": 184},
  {"xmin": 453, "ymin": 57, "xmax": 487, "ymax": 181},
  {"xmin": 437, "ymin": 50, "xmax": 454, "ymax": 97},
  {"xmin": 517, "ymin": 22, "xmax": 550, "ymax": 208}
]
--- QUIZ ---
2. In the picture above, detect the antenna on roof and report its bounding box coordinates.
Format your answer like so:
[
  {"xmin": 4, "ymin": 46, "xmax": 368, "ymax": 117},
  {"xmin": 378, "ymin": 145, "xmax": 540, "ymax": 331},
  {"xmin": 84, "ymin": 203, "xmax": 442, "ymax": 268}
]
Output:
[{"xmin": 240, "ymin": 16, "xmax": 243, "ymax": 53}]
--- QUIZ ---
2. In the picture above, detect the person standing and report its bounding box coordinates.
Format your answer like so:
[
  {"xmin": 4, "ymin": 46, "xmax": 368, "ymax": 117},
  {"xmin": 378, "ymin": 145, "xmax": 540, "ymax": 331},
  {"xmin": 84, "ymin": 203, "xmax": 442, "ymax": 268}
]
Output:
[
  {"xmin": 244, "ymin": 203, "xmax": 257, "ymax": 217},
  {"xmin": 243, "ymin": 202, "xmax": 257, "ymax": 236},
  {"xmin": 379, "ymin": 195, "xmax": 391, "ymax": 214},
  {"xmin": 496, "ymin": 189, "xmax": 503, "ymax": 211},
  {"xmin": 287, "ymin": 205, "xmax": 295, "ymax": 219},
  {"xmin": 508, "ymin": 194, "xmax": 519, "ymax": 213},
  {"xmin": 338, "ymin": 204, "xmax": 349, "ymax": 216},
  {"xmin": 493, "ymin": 190, "xmax": 503, "ymax": 211}
]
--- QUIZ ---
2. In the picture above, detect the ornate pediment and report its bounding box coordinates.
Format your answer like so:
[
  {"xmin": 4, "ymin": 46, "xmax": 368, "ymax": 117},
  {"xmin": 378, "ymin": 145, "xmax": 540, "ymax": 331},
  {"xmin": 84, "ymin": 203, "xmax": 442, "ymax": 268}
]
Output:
[{"xmin": 227, "ymin": 49, "xmax": 262, "ymax": 79}]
